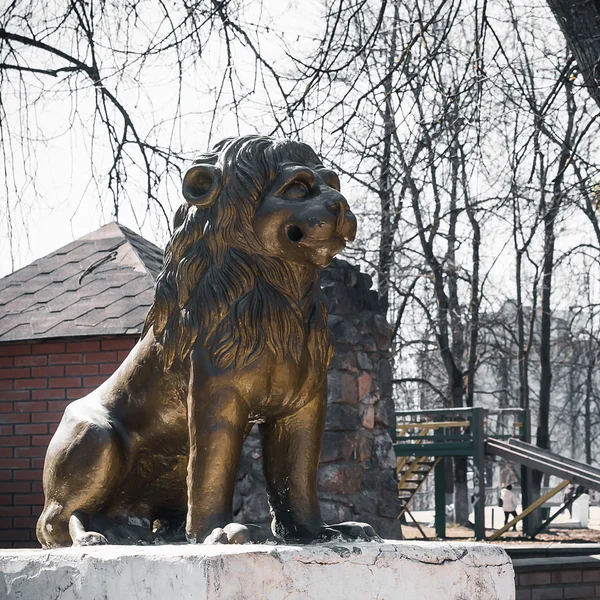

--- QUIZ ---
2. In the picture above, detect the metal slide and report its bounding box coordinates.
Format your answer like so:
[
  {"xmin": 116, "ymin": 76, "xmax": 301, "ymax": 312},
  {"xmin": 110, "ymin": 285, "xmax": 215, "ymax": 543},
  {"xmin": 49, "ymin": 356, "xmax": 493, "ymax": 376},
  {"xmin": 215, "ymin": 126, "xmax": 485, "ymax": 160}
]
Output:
[{"xmin": 485, "ymin": 438, "xmax": 600, "ymax": 491}]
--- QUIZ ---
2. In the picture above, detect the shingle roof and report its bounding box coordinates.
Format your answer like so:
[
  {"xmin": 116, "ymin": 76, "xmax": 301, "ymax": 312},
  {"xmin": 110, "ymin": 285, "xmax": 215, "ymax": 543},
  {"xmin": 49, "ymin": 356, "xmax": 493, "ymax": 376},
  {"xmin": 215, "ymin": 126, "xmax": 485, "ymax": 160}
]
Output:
[{"xmin": 0, "ymin": 222, "xmax": 164, "ymax": 342}]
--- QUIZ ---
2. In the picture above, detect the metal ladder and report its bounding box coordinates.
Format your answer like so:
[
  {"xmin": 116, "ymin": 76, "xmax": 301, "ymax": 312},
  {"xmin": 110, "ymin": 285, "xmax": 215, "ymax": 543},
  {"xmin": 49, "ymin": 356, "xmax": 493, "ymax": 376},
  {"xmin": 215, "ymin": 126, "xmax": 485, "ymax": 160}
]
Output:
[
  {"xmin": 397, "ymin": 455, "xmax": 440, "ymax": 520},
  {"xmin": 395, "ymin": 420, "xmax": 469, "ymax": 524}
]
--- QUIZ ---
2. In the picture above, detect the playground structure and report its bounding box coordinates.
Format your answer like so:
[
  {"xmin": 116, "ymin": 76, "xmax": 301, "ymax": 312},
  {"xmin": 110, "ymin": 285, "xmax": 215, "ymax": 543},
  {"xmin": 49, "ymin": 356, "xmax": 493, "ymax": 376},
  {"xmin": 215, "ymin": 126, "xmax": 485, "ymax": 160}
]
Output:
[{"xmin": 393, "ymin": 407, "xmax": 600, "ymax": 541}]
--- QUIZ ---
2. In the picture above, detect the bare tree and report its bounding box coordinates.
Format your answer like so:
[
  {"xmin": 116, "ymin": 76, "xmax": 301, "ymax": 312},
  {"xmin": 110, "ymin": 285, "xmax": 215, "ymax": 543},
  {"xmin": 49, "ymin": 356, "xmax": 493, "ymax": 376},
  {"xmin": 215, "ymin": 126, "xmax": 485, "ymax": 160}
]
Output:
[
  {"xmin": 0, "ymin": 0, "xmax": 310, "ymax": 267},
  {"xmin": 5, "ymin": 0, "xmax": 600, "ymax": 535}
]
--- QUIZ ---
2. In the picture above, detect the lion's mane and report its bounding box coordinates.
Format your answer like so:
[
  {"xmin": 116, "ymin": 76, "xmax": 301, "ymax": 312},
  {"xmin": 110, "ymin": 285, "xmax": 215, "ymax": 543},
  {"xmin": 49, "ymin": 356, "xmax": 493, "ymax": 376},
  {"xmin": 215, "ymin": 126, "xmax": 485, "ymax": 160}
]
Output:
[{"xmin": 143, "ymin": 135, "xmax": 332, "ymax": 372}]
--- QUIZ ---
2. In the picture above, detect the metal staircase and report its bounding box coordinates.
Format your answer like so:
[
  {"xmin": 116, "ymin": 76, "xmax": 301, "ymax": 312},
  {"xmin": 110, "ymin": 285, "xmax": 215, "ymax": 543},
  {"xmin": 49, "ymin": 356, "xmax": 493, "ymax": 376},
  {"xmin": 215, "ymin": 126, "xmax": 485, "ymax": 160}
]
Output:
[
  {"xmin": 395, "ymin": 419, "xmax": 470, "ymax": 525},
  {"xmin": 397, "ymin": 455, "xmax": 440, "ymax": 520}
]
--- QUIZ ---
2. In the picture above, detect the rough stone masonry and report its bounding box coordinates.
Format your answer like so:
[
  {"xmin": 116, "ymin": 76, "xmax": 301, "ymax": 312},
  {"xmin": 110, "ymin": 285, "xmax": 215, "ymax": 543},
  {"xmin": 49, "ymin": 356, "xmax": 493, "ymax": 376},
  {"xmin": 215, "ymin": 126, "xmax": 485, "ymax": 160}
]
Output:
[{"xmin": 233, "ymin": 258, "xmax": 402, "ymax": 539}]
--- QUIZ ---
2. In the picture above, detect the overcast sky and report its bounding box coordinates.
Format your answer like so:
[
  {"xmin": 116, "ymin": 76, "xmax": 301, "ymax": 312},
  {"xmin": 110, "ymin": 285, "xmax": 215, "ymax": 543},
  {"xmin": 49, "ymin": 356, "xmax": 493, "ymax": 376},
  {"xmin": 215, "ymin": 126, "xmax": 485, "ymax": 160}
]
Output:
[{"xmin": 0, "ymin": 0, "xmax": 327, "ymax": 278}]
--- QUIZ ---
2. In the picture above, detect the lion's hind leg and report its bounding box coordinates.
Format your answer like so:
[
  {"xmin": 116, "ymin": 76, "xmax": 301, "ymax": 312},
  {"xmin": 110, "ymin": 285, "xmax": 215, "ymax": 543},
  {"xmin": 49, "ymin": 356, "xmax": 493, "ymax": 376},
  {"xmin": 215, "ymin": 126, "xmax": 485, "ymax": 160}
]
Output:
[{"xmin": 36, "ymin": 400, "xmax": 127, "ymax": 548}]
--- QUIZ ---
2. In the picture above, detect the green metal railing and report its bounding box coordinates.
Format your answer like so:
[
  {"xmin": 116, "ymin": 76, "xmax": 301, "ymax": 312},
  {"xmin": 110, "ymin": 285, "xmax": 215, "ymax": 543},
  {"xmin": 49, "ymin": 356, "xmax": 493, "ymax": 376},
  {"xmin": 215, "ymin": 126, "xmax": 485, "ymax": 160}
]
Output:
[{"xmin": 393, "ymin": 406, "xmax": 530, "ymax": 540}]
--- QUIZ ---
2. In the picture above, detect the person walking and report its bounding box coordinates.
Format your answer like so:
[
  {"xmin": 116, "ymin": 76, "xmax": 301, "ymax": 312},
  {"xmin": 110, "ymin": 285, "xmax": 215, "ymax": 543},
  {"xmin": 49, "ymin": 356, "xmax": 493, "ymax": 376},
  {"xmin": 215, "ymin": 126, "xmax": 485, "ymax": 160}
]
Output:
[
  {"xmin": 501, "ymin": 484, "xmax": 519, "ymax": 531},
  {"xmin": 564, "ymin": 482, "xmax": 575, "ymax": 518}
]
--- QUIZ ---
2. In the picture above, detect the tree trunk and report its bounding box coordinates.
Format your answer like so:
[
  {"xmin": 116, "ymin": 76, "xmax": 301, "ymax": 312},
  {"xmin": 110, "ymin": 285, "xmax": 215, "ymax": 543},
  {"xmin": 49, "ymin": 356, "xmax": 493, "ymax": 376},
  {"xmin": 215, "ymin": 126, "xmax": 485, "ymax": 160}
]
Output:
[
  {"xmin": 447, "ymin": 138, "xmax": 469, "ymax": 525},
  {"xmin": 377, "ymin": 1, "xmax": 399, "ymax": 315},
  {"xmin": 515, "ymin": 251, "xmax": 531, "ymax": 429},
  {"xmin": 533, "ymin": 190, "xmax": 559, "ymax": 523},
  {"xmin": 451, "ymin": 378, "xmax": 469, "ymax": 525},
  {"xmin": 533, "ymin": 73, "xmax": 575, "ymax": 524},
  {"xmin": 567, "ymin": 366, "xmax": 578, "ymax": 460},
  {"xmin": 537, "ymin": 207, "xmax": 556, "ymax": 455},
  {"xmin": 585, "ymin": 344, "xmax": 595, "ymax": 464},
  {"xmin": 462, "ymin": 152, "xmax": 480, "ymax": 410},
  {"xmin": 545, "ymin": 0, "xmax": 600, "ymax": 111}
]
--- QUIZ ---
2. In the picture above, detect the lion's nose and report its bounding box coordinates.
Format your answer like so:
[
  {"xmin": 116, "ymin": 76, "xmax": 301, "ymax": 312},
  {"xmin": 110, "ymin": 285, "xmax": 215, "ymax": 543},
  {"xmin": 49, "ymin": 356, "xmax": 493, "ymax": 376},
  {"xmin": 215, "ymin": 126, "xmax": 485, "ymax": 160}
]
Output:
[
  {"xmin": 343, "ymin": 210, "xmax": 357, "ymax": 242},
  {"xmin": 326, "ymin": 196, "xmax": 354, "ymax": 239},
  {"xmin": 327, "ymin": 198, "xmax": 349, "ymax": 217}
]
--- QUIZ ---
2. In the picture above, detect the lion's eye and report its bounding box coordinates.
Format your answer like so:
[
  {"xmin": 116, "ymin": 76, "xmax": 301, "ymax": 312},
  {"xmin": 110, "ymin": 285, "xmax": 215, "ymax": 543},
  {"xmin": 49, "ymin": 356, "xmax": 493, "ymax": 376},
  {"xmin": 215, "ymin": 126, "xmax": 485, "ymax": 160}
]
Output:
[{"xmin": 285, "ymin": 181, "xmax": 310, "ymax": 199}]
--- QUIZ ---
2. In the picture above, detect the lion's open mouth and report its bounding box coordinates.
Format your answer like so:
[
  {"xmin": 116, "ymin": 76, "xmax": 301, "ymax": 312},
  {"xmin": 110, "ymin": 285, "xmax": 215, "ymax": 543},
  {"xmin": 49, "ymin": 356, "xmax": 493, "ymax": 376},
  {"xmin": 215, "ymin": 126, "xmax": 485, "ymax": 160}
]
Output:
[{"xmin": 287, "ymin": 225, "xmax": 304, "ymax": 242}]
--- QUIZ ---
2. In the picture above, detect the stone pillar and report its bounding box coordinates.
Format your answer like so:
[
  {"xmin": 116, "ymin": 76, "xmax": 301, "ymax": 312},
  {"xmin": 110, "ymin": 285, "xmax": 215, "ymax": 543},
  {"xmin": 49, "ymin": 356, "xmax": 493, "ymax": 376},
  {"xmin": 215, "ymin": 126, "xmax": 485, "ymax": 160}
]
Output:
[
  {"xmin": 318, "ymin": 258, "xmax": 400, "ymax": 537},
  {"xmin": 234, "ymin": 259, "xmax": 401, "ymax": 539}
]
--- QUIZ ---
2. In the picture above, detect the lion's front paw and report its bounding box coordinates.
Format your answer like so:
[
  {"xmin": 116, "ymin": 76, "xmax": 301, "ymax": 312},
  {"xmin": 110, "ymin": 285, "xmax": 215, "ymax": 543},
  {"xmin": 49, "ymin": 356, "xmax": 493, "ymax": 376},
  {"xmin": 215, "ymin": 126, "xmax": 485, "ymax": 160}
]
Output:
[
  {"xmin": 317, "ymin": 521, "xmax": 382, "ymax": 542},
  {"xmin": 191, "ymin": 523, "xmax": 251, "ymax": 545},
  {"xmin": 223, "ymin": 523, "xmax": 251, "ymax": 544},
  {"xmin": 73, "ymin": 531, "xmax": 109, "ymax": 546},
  {"xmin": 202, "ymin": 527, "xmax": 229, "ymax": 544}
]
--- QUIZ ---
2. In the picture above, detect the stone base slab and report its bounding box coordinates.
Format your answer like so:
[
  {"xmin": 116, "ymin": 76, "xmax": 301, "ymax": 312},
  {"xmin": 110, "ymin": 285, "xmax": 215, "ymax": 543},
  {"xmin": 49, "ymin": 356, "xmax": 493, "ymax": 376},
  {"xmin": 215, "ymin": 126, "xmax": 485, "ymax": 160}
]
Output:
[{"xmin": 0, "ymin": 541, "xmax": 514, "ymax": 600}]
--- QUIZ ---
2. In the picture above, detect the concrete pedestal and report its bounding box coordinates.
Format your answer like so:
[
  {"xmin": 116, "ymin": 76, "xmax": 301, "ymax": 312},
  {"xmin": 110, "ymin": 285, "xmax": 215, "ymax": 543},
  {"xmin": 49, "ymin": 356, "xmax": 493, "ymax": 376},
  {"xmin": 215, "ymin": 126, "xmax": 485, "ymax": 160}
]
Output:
[{"xmin": 0, "ymin": 541, "xmax": 514, "ymax": 600}]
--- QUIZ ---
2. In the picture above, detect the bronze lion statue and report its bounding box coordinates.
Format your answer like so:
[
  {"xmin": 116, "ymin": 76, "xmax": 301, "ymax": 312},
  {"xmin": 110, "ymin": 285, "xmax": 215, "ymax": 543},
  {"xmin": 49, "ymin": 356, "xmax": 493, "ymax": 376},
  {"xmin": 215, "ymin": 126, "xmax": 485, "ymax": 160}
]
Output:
[{"xmin": 37, "ymin": 135, "xmax": 377, "ymax": 547}]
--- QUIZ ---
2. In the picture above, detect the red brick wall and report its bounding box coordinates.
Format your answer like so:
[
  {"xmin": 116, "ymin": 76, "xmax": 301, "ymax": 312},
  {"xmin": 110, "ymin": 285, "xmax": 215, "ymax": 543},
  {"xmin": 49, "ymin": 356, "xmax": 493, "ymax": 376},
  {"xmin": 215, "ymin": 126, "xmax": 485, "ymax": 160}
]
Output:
[
  {"xmin": 514, "ymin": 557, "xmax": 600, "ymax": 599},
  {"xmin": 0, "ymin": 335, "xmax": 137, "ymax": 548}
]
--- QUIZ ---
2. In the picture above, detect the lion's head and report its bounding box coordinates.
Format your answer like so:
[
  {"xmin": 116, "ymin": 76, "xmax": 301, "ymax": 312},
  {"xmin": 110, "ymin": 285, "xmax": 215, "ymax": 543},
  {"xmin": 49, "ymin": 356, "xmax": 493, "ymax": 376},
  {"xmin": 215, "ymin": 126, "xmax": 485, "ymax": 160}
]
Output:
[{"xmin": 144, "ymin": 135, "xmax": 357, "ymax": 370}]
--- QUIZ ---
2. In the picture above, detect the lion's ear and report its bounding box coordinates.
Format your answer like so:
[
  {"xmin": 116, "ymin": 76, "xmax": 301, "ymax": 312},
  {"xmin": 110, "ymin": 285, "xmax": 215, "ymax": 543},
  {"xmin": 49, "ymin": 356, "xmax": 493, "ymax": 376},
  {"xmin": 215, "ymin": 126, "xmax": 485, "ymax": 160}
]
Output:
[{"xmin": 182, "ymin": 164, "xmax": 222, "ymax": 208}]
